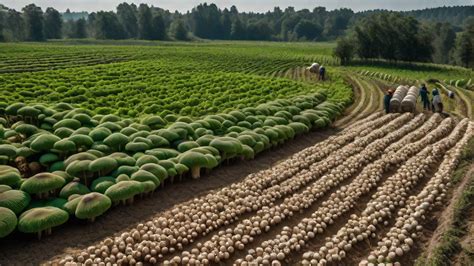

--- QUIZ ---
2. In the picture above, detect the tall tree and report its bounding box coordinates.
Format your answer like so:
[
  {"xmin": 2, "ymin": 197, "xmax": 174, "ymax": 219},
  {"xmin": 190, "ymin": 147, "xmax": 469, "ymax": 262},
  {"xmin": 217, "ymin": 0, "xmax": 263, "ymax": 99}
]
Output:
[
  {"xmin": 117, "ymin": 3, "xmax": 138, "ymax": 38},
  {"xmin": 432, "ymin": 23, "xmax": 456, "ymax": 64},
  {"xmin": 455, "ymin": 33, "xmax": 473, "ymax": 68},
  {"xmin": 43, "ymin": 7, "xmax": 62, "ymax": 39},
  {"xmin": 230, "ymin": 18, "xmax": 245, "ymax": 40},
  {"xmin": 5, "ymin": 9, "xmax": 25, "ymax": 41},
  {"xmin": 95, "ymin": 11, "xmax": 125, "ymax": 39},
  {"xmin": 22, "ymin": 4, "xmax": 44, "ymax": 41},
  {"xmin": 334, "ymin": 36, "xmax": 355, "ymax": 64},
  {"xmin": 138, "ymin": 4, "xmax": 153, "ymax": 39},
  {"xmin": 169, "ymin": 19, "xmax": 187, "ymax": 40},
  {"xmin": 151, "ymin": 14, "xmax": 166, "ymax": 40},
  {"xmin": 294, "ymin": 19, "xmax": 322, "ymax": 40},
  {"xmin": 74, "ymin": 18, "xmax": 87, "ymax": 38}
]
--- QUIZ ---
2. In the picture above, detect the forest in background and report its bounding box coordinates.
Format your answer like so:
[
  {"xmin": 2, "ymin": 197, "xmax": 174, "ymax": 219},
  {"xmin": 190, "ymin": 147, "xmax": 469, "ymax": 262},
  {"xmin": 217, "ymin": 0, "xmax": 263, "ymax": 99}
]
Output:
[{"xmin": 0, "ymin": 3, "xmax": 472, "ymax": 67}]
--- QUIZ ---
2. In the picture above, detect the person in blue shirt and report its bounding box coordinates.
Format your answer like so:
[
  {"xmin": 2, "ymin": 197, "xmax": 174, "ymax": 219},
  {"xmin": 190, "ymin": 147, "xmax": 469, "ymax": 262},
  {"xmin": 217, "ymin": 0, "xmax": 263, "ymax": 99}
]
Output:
[
  {"xmin": 319, "ymin": 66, "xmax": 326, "ymax": 81},
  {"xmin": 419, "ymin": 84, "xmax": 430, "ymax": 111},
  {"xmin": 384, "ymin": 89, "xmax": 393, "ymax": 114}
]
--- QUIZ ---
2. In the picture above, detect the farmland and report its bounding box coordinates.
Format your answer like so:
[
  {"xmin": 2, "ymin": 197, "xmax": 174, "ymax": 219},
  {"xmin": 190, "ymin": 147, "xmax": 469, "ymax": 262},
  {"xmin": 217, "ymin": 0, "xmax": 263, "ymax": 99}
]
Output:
[{"xmin": 0, "ymin": 41, "xmax": 473, "ymax": 265}]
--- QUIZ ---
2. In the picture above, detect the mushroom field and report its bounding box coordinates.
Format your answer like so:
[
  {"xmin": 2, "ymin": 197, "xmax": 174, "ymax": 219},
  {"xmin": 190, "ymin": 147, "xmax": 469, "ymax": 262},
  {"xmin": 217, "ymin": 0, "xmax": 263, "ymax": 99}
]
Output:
[{"xmin": 0, "ymin": 41, "xmax": 473, "ymax": 265}]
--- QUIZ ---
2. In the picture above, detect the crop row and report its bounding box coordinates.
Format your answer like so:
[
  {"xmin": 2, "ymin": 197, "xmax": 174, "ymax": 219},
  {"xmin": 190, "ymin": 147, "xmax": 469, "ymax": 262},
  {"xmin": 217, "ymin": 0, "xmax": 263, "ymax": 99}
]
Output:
[
  {"xmin": 54, "ymin": 115, "xmax": 473, "ymax": 266},
  {"xmin": 301, "ymin": 118, "xmax": 470, "ymax": 265},
  {"xmin": 0, "ymin": 91, "xmax": 348, "ymax": 239},
  {"xmin": 0, "ymin": 58, "xmax": 351, "ymax": 117},
  {"xmin": 55, "ymin": 113, "xmax": 416, "ymax": 264}
]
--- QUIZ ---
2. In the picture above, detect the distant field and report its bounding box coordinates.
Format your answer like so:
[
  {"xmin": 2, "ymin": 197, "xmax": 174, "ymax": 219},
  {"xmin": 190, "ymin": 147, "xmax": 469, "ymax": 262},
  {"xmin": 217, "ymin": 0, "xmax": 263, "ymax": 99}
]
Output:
[{"xmin": 0, "ymin": 41, "xmax": 347, "ymax": 117}]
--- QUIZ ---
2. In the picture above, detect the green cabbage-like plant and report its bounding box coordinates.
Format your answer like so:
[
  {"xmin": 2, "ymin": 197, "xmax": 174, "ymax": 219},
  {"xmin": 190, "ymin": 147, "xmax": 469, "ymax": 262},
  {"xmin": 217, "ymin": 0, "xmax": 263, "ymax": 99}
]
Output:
[
  {"xmin": 103, "ymin": 133, "xmax": 129, "ymax": 151},
  {"xmin": 178, "ymin": 151, "xmax": 209, "ymax": 179},
  {"xmin": 59, "ymin": 180, "xmax": 90, "ymax": 199},
  {"xmin": 0, "ymin": 207, "xmax": 17, "ymax": 238},
  {"xmin": 89, "ymin": 156, "xmax": 118, "ymax": 176},
  {"xmin": 0, "ymin": 189, "xmax": 31, "ymax": 214},
  {"xmin": 104, "ymin": 180, "xmax": 143, "ymax": 205},
  {"xmin": 90, "ymin": 176, "xmax": 116, "ymax": 194},
  {"xmin": 17, "ymin": 206, "xmax": 69, "ymax": 239},
  {"xmin": 20, "ymin": 172, "xmax": 65, "ymax": 199},
  {"xmin": 135, "ymin": 155, "xmax": 159, "ymax": 167},
  {"xmin": 75, "ymin": 192, "xmax": 112, "ymax": 222},
  {"xmin": 0, "ymin": 165, "xmax": 21, "ymax": 187},
  {"xmin": 30, "ymin": 134, "xmax": 61, "ymax": 152},
  {"xmin": 0, "ymin": 185, "xmax": 11, "ymax": 193},
  {"xmin": 131, "ymin": 170, "xmax": 160, "ymax": 187}
]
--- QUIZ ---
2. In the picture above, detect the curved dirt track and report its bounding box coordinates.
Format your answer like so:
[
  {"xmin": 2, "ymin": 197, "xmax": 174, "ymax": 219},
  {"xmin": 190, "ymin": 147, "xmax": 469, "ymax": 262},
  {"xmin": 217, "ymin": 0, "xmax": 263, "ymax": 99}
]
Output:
[{"xmin": 0, "ymin": 127, "xmax": 336, "ymax": 264}]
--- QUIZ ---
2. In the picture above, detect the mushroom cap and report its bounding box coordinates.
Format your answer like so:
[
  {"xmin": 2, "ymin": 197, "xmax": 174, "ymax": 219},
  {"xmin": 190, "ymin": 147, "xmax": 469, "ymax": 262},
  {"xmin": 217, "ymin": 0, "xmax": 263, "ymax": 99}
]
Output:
[
  {"xmin": 177, "ymin": 141, "xmax": 200, "ymax": 153},
  {"xmin": 103, "ymin": 133, "xmax": 129, "ymax": 148},
  {"xmin": 0, "ymin": 144, "xmax": 17, "ymax": 158},
  {"xmin": 52, "ymin": 171, "xmax": 74, "ymax": 183},
  {"xmin": 0, "ymin": 185, "xmax": 12, "ymax": 193},
  {"xmin": 89, "ymin": 127, "xmax": 112, "ymax": 142},
  {"xmin": 53, "ymin": 139, "xmax": 77, "ymax": 153},
  {"xmin": 109, "ymin": 152, "xmax": 136, "ymax": 166},
  {"xmin": 64, "ymin": 195, "xmax": 83, "ymax": 215},
  {"xmin": 204, "ymin": 154, "xmax": 219, "ymax": 169},
  {"xmin": 113, "ymin": 165, "xmax": 139, "ymax": 177},
  {"xmin": 210, "ymin": 137, "xmax": 242, "ymax": 155},
  {"xmin": 0, "ymin": 189, "xmax": 31, "ymax": 214},
  {"xmin": 145, "ymin": 148, "xmax": 180, "ymax": 160},
  {"xmin": 18, "ymin": 206, "xmax": 69, "ymax": 233},
  {"xmin": 59, "ymin": 181, "xmax": 90, "ymax": 199},
  {"xmin": 147, "ymin": 135, "xmax": 170, "ymax": 148},
  {"xmin": 20, "ymin": 172, "xmax": 66, "ymax": 194},
  {"xmin": 141, "ymin": 180, "xmax": 157, "ymax": 193},
  {"xmin": 104, "ymin": 181, "xmax": 143, "ymax": 202},
  {"xmin": 14, "ymin": 124, "xmax": 39, "ymax": 137},
  {"xmin": 66, "ymin": 160, "xmax": 92, "ymax": 177},
  {"xmin": 0, "ymin": 165, "xmax": 21, "ymax": 187},
  {"xmin": 125, "ymin": 142, "xmax": 149, "ymax": 153},
  {"xmin": 68, "ymin": 134, "xmax": 94, "ymax": 148},
  {"xmin": 174, "ymin": 163, "xmax": 189, "ymax": 175},
  {"xmin": 179, "ymin": 152, "xmax": 209, "ymax": 168},
  {"xmin": 140, "ymin": 163, "xmax": 168, "ymax": 181},
  {"xmin": 131, "ymin": 170, "xmax": 160, "ymax": 186},
  {"xmin": 54, "ymin": 127, "xmax": 74, "ymax": 138},
  {"xmin": 90, "ymin": 176, "xmax": 116, "ymax": 194},
  {"xmin": 64, "ymin": 152, "xmax": 98, "ymax": 167},
  {"xmin": 75, "ymin": 192, "xmax": 112, "ymax": 220},
  {"xmin": 136, "ymin": 155, "xmax": 159, "ymax": 167},
  {"xmin": 141, "ymin": 116, "xmax": 166, "ymax": 129},
  {"xmin": 88, "ymin": 157, "xmax": 118, "ymax": 174},
  {"xmin": 0, "ymin": 207, "xmax": 17, "ymax": 238},
  {"xmin": 39, "ymin": 153, "xmax": 60, "ymax": 166}
]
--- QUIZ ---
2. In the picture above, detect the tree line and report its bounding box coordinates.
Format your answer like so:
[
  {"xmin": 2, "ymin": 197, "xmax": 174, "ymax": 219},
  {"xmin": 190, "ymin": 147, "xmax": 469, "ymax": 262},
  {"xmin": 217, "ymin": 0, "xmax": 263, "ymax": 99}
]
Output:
[
  {"xmin": 333, "ymin": 12, "xmax": 474, "ymax": 69},
  {"xmin": 0, "ymin": 3, "xmax": 472, "ymax": 43}
]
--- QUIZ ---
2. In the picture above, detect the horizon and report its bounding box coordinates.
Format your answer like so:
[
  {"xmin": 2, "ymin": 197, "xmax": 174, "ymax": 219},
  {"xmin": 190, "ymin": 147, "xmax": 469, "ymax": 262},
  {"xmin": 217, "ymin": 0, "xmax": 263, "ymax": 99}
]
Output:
[{"xmin": 1, "ymin": 0, "xmax": 473, "ymax": 13}]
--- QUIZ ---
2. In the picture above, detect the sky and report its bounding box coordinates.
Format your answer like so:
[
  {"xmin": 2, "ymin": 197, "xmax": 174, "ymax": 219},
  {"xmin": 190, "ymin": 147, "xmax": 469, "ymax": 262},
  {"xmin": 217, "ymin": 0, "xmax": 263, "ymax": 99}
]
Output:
[{"xmin": 2, "ymin": 0, "xmax": 473, "ymax": 13}]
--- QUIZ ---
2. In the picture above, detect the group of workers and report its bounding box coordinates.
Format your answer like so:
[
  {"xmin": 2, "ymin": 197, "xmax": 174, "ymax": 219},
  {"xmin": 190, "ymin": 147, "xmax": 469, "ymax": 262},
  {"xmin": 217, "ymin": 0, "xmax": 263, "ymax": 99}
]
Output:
[
  {"xmin": 384, "ymin": 84, "xmax": 453, "ymax": 114},
  {"xmin": 307, "ymin": 63, "xmax": 326, "ymax": 81}
]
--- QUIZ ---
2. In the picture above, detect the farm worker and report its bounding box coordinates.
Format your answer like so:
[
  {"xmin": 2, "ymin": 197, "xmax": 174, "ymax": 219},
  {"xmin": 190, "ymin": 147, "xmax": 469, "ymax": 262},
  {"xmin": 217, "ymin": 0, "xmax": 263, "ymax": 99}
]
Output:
[
  {"xmin": 448, "ymin": 90, "xmax": 455, "ymax": 99},
  {"xmin": 319, "ymin": 65, "xmax": 326, "ymax": 81},
  {"xmin": 419, "ymin": 84, "xmax": 431, "ymax": 111},
  {"xmin": 384, "ymin": 89, "xmax": 394, "ymax": 114},
  {"xmin": 307, "ymin": 63, "xmax": 320, "ymax": 79},
  {"xmin": 432, "ymin": 90, "xmax": 443, "ymax": 113}
]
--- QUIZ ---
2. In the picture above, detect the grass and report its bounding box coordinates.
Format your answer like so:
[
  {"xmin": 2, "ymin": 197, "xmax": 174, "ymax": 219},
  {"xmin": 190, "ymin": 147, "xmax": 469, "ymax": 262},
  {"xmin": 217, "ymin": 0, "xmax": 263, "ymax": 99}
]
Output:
[{"xmin": 415, "ymin": 137, "xmax": 474, "ymax": 266}]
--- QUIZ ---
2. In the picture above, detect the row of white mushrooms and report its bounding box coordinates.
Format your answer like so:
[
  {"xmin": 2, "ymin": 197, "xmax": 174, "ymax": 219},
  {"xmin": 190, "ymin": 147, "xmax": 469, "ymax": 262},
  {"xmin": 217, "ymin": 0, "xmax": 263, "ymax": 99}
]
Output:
[
  {"xmin": 160, "ymin": 114, "xmax": 416, "ymax": 265},
  {"xmin": 58, "ymin": 113, "xmax": 400, "ymax": 265},
  {"xmin": 360, "ymin": 120, "xmax": 473, "ymax": 265},
  {"xmin": 239, "ymin": 113, "xmax": 450, "ymax": 265},
  {"xmin": 301, "ymin": 118, "xmax": 468, "ymax": 265}
]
